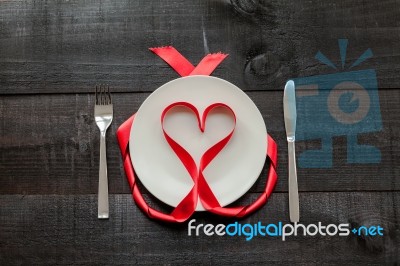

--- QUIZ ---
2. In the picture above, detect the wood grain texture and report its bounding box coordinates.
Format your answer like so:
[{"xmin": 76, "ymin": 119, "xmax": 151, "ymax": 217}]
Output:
[
  {"xmin": 1, "ymin": 91, "xmax": 399, "ymax": 195},
  {"xmin": 1, "ymin": 0, "xmax": 399, "ymax": 264},
  {"xmin": 0, "ymin": 193, "xmax": 399, "ymax": 265},
  {"xmin": 0, "ymin": 0, "xmax": 399, "ymax": 94}
]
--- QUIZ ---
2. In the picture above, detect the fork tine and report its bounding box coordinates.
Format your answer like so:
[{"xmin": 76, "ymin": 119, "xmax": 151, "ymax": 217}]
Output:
[
  {"xmin": 107, "ymin": 86, "xmax": 111, "ymax": 104},
  {"xmin": 100, "ymin": 85, "xmax": 103, "ymax": 105},
  {"xmin": 95, "ymin": 85, "xmax": 112, "ymax": 105},
  {"xmin": 95, "ymin": 86, "xmax": 99, "ymax": 105},
  {"xmin": 101, "ymin": 85, "xmax": 105, "ymax": 105}
]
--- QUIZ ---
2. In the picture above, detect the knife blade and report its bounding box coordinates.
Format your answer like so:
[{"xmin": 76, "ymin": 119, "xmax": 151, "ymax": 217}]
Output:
[{"xmin": 283, "ymin": 80, "xmax": 299, "ymax": 223}]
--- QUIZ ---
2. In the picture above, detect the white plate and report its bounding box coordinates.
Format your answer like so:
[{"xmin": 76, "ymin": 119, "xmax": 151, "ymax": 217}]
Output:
[{"xmin": 130, "ymin": 76, "xmax": 267, "ymax": 211}]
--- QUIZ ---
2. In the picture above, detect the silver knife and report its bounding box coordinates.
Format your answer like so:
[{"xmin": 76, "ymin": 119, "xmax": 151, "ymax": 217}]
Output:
[{"xmin": 283, "ymin": 80, "xmax": 299, "ymax": 223}]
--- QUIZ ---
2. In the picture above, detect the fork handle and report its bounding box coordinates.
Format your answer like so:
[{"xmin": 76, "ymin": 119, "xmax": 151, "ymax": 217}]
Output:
[
  {"xmin": 98, "ymin": 132, "xmax": 109, "ymax": 219},
  {"xmin": 288, "ymin": 140, "xmax": 299, "ymax": 223}
]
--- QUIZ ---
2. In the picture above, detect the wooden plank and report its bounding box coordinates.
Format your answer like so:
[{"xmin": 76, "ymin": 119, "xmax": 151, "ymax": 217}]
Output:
[
  {"xmin": 1, "ymin": 0, "xmax": 399, "ymax": 94},
  {"xmin": 0, "ymin": 192, "xmax": 398, "ymax": 264},
  {"xmin": 1, "ymin": 91, "xmax": 399, "ymax": 195}
]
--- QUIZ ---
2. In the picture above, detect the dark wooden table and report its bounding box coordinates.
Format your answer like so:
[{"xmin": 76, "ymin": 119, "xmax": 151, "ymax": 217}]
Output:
[{"xmin": 1, "ymin": 0, "xmax": 399, "ymax": 264}]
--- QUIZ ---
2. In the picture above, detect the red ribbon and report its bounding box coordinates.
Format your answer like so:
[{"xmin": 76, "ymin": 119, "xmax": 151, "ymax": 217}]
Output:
[
  {"xmin": 149, "ymin": 46, "xmax": 228, "ymax": 76},
  {"xmin": 116, "ymin": 47, "xmax": 278, "ymax": 222}
]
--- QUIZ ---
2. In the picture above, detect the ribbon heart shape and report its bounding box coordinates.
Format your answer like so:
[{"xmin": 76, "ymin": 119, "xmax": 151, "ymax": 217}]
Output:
[{"xmin": 161, "ymin": 102, "xmax": 236, "ymax": 221}]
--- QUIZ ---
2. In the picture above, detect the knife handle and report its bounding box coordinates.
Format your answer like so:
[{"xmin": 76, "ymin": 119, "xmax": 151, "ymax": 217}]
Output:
[{"xmin": 288, "ymin": 140, "xmax": 299, "ymax": 223}]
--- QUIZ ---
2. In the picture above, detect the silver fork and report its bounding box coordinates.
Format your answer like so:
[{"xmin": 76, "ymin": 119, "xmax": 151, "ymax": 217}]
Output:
[{"xmin": 95, "ymin": 86, "xmax": 113, "ymax": 219}]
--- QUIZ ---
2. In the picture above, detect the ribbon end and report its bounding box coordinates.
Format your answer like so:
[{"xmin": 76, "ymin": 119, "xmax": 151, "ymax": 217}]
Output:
[
  {"xmin": 209, "ymin": 52, "xmax": 228, "ymax": 59},
  {"xmin": 149, "ymin": 46, "xmax": 173, "ymax": 51},
  {"xmin": 216, "ymin": 52, "xmax": 228, "ymax": 56}
]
